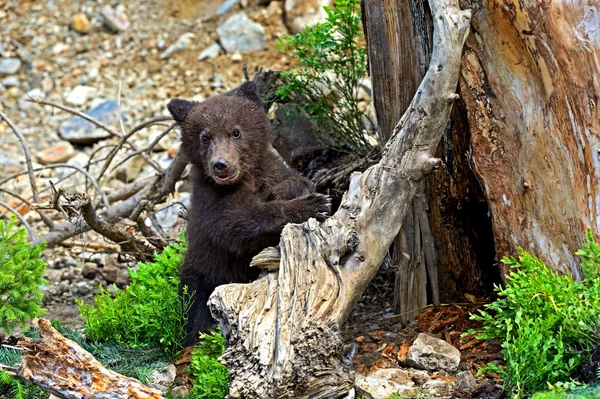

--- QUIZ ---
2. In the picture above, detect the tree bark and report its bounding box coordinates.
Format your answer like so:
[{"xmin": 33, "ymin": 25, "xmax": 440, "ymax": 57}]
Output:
[
  {"xmin": 459, "ymin": 0, "xmax": 600, "ymax": 276},
  {"xmin": 208, "ymin": 0, "xmax": 472, "ymax": 396}
]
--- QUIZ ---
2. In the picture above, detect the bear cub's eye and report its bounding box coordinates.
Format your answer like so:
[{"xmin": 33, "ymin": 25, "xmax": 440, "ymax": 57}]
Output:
[
  {"xmin": 200, "ymin": 131, "xmax": 210, "ymax": 144},
  {"xmin": 232, "ymin": 128, "xmax": 241, "ymax": 139}
]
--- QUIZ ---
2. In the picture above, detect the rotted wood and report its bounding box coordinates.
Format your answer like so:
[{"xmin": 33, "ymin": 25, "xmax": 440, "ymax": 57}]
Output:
[
  {"xmin": 209, "ymin": 0, "xmax": 471, "ymax": 396},
  {"xmin": 459, "ymin": 0, "xmax": 600, "ymax": 276},
  {"xmin": 16, "ymin": 319, "xmax": 165, "ymax": 399}
]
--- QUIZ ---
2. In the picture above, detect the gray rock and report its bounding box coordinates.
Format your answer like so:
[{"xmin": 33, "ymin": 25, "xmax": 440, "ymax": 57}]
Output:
[
  {"xmin": 411, "ymin": 370, "xmax": 431, "ymax": 386},
  {"xmin": 151, "ymin": 364, "xmax": 177, "ymax": 386},
  {"xmin": 0, "ymin": 58, "xmax": 21, "ymax": 74},
  {"xmin": 152, "ymin": 194, "xmax": 190, "ymax": 235},
  {"xmin": 0, "ymin": 42, "xmax": 3, "ymax": 55},
  {"xmin": 216, "ymin": 0, "xmax": 239, "ymax": 15},
  {"xmin": 170, "ymin": 386, "xmax": 189, "ymax": 399},
  {"xmin": 422, "ymin": 379, "xmax": 452, "ymax": 395},
  {"xmin": 217, "ymin": 13, "xmax": 267, "ymax": 53},
  {"xmin": 355, "ymin": 369, "xmax": 416, "ymax": 399},
  {"xmin": 82, "ymin": 262, "xmax": 98, "ymax": 279},
  {"xmin": 1, "ymin": 76, "xmax": 19, "ymax": 87},
  {"xmin": 198, "ymin": 43, "xmax": 222, "ymax": 60},
  {"xmin": 406, "ymin": 333, "xmax": 461, "ymax": 371},
  {"xmin": 100, "ymin": 262, "xmax": 119, "ymax": 284},
  {"xmin": 101, "ymin": 5, "xmax": 130, "ymax": 32},
  {"xmin": 456, "ymin": 370, "xmax": 477, "ymax": 390},
  {"xmin": 160, "ymin": 33, "xmax": 195, "ymax": 60},
  {"xmin": 18, "ymin": 88, "xmax": 44, "ymax": 112},
  {"xmin": 73, "ymin": 280, "xmax": 93, "ymax": 295},
  {"xmin": 58, "ymin": 99, "xmax": 122, "ymax": 144},
  {"xmin": 64, "ymin": 85, "xmax": 97, "ymax": 106}
]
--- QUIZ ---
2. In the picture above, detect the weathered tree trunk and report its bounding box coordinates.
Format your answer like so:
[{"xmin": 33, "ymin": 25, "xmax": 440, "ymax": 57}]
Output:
[
  {"xmin": 14, "ymin": 319, "xmax": 165, "ymax": 399},
  {"xmin": 208, "ymin": 0, "xmax": 472, "ymax": 396},
  {"xmin": 459, "ymin": 0, "xmax": 600, "ymax": 276}
]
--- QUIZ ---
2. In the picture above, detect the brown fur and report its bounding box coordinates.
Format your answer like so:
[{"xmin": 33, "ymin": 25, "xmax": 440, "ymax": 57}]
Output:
[{"xmin": 168, "ymin": 82, "xmax": 330, "ymax": 345}]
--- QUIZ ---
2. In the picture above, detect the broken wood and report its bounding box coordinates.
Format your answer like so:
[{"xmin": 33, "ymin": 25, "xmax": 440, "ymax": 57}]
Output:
[
  {"xmin": 208, "ymin": 0, "xmax": 471, "ymax": 396},
  {"xmin": 16, "ymin": 319, "xmax": 165, "ymax": 399}
]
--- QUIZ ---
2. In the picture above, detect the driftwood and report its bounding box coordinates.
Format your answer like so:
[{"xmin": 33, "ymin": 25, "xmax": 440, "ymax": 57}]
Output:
[
  {"xmin": 208, "ymin": 0, "xmax": 471, "ymax": 396},
  {"xmin": 14, "ymin": 319, "xmax": 165, "ymax": 399}
]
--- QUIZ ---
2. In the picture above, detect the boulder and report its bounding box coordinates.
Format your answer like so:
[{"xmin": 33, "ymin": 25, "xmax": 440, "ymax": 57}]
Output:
[
  {"xmin": 217, "ymin": 12, "xmax": 267, "ymax": 53},
  {"xmin": 58, "ymin": 99, "xmax": 122, "ymax": 144},
  {"xmin": 405, "ymin": 333, "xmax": 461, "ymax": 371}
]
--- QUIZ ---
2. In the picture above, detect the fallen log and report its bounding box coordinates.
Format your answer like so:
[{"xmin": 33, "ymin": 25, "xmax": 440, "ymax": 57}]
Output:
[
  {"xmin": 16, "ymin": 319, "xmax": 165, "ymax": 399},
  {"xmin": 208, "ymin": 0, "xmax": 471, "ymax": 396}
]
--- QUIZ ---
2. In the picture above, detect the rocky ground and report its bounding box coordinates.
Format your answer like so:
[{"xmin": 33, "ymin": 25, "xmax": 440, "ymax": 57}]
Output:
[{"xmin": 0, "ymin": 0, "xmax": 501, "ymax": 397}]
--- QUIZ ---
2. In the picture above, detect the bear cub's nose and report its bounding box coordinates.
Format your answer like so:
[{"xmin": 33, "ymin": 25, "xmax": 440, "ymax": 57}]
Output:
[{"xmin": 212, "ymin": 158, "xmax": 229, "ymax": 173}]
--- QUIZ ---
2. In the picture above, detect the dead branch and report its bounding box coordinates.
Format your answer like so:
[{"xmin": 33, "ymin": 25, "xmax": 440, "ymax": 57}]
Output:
[
  {"xmin": 0, "ymin": 110, "xmax": 54, "ymax": 228},
  {"xmin": 0, "ymin": 200, "xmax": 35, "ymax": 240},
  {"xmin": 208, "ymin": 0, "xmax": 471, "ymax": 396},
  {"xmin": 17, "ymin": 319, "xmax": 165, "ymax": 399}
]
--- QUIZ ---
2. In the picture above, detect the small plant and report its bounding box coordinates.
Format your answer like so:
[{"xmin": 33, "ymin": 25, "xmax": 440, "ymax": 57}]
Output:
[
  {"xmin": 0, "ymin": 215, "xmax": 47, "ymax": 333},
  {"xmin": 188, "ymin": 329, "xmax": 229, "ymax": 399},
  {"xmin": 0, "ymin": 346, "xmax": 47, "ymax": 399},
  {"xmin": 276, "ymin": 0, "xmax": 375, "ymax": 155},
  {"xmin": 77, "ymin": 238, "xmax": 190, "ymax": 355},
  {"xmin": 469, "ymin": 231, "xmax": 600, "ymax": 397}
]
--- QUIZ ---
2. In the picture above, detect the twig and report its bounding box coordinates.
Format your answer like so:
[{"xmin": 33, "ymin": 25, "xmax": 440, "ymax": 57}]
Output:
[
  {"xmin": 0, "ymin": 110, "xmax": 54, "ymax": 229},
  {"xmin": 109, "ymin": 122, "xmax": 176, "ymax": 173},
  {"xmin": 0, "ymin": 200, "xmax": 36, "ymax": 240},
  {"xmin": 0, "ymin": 187, "xmax": 34, "ymax": 210},
  {"xmin": 97, "ymin": 117, "xmax": 173, "ymax": 181}
]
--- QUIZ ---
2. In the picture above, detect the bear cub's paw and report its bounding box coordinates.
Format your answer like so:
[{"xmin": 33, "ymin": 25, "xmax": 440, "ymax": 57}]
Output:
[{"xmin": 286, "ymin": 192, "xmax": 332, "ymax": 223}]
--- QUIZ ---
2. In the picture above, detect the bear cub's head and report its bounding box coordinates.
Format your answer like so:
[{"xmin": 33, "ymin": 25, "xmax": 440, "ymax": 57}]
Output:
[{"xmin": 168, "ymin": 81, "xmax": 269, "ymax": 186}]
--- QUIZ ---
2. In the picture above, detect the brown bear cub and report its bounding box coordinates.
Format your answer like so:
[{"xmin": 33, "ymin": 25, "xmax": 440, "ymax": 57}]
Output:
[{"xmin": 168, "ymin": 81, "xmax": 331, "ymax": 345}]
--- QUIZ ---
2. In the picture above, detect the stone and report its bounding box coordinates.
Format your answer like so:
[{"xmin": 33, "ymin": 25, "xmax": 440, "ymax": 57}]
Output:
[
  {"xmin": 45, "ymin": 269, "xmax": 63, "ymax": 283},
  {"xmin": 422, "ymin": 379, "xmax": 452, "ymax": 395},
  {"xmin": 72, "ymin": 13, "xmax": 91, "ymax": 33},
  {"xmin": 216, "ymin": 13, "xmax": 267, "ymax": 53},
  {"xmin": 73, "ymin": 280, "xmax": 93, "ymax": 295},
  {"xmin": 151, "ymin": 194, "xmax": 190, "ymax": 238},
  {"xmin": 101, "ymin": 5, "xmax": 130, "ymax": 32},
  {"xmin": 0, "ymin": 58, "xmax": 21, "ymax": 75},
  {"xmin": 411, "ymin": 370, "xmax": 431, "ymax": 386},
  {"xmin": 160, "ymin": 33, "xmax": 195, "ymax": 60},
  {"xmin": 151, "ymin": 364, "xmax": 177, "ymax": 386},
  {"xmin": 58, "ymin": 99, "xmax": 122, "ymax": 144},
  {"xmin": 406, "ymin": 333, "xmax": 461, "ymax": 371},
  {"xmin": 198, "ymin": 43, "xmax": 222, "ymax": 60},
  {"xmin": 170, "ymin": 386, "xmax": 189, "ymax": 399},
  {"xmin": 355, "ymin": 368, "xmax": 416, "ymax": 399},
  {"xmin": 284, "ymin": 0, "xmax": 332, "ymax": 34},
  {"xmin": 18, "ymin": 88, "xmax": 44, "ymax": 112},
  {"xmin": 82, "ymin": 262, "xmax": 98, "ymax": 279},
  {"xmin": 100, "ymin": 261, "xmax": 119, "ymax": 284},
  {"xmin": 456, "ymin": 370, "xmax": 477, "ymax": 390},
  {"xmin": 36, "ymin": 141, "xmax": 76, "ymax": 165},
  {"xmin": 1, "ymin": 76, "xmax": 19, "ymax": 87},
  {"xmin": 64, "ymin": 85, "xmax": 97, "ymax": 106}
]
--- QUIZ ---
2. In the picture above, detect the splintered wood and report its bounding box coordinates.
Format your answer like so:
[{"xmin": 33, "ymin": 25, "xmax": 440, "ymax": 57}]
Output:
[{"xmin": 18, "ymin": 319, "xmax": 165, "ymax": 399}]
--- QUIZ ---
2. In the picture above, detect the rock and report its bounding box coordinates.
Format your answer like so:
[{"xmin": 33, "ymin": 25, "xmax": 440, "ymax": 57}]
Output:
[
  {"xmin": 36, "ymin": 141, "xmax": 76, "ymax": 165},
  {"xmin": 72, "ymin": 13, "xmax": 91, "ymax": 33},
  {"xmin": 64, "ymin": 85, "xmax": 98, "ymax": 106},
  {"xmin": 82, "ymin": 262, "xmax": 98, "ymax": 279},
  {"xmin": 216, "ymin": 0, "xmax": 239, "ymax": 15},
  {"xmin": 18, "ymin": 88, "xmax": 44, "ymax": 112},
  {"xmin": 160, "ymin": 33, "xmax": 195, "ymax": 60},
  {"xmin": 1, "ymin": 76, "xmax": 19, "ymax": 87},
  {"xmin": 355, "ymin": 368, "xmax": 416, "ymax": 399},
  {"xmin": 472, "ymin": 383, "xmax": 507, "ymax": 399},
  {"xmin": 422, "ymin": 379, "xmax": 452, "ymax": 395},
  {"xmin": 216, "ymin": 13, "xmax": 267, "ymax": 53},
  {"xmin": 456, "ymin": 370, "xmax": 477, "ymax": 390},
  {"xmin": 284, "ymin": 0, "xmax": 332, "ymax": 34},
  {"xmin": 406, "ymin": 333, "xmax": 461, "ymax": 371},
  {"xmin": 411, "ymin": 370, "xmax": 431, "ymax": 386},
  {"xmin": 0, "ymin": 42, "xmax": 3, "ymax": 55},
  {"xmin": 231, "ymin": 51, "xmax": 243, "ymax": 62},
  {"xmin": 100, "ymin": 260, "xmax": 119, "ymax": 284},
  {"xmin": 0, "ymin": 58, "xmax": 21, "ymax": 75},
  {"xmin": 101, "ymin": 5, "xmax": 130, "ymax": 32},
  {"xmin": 58, "ymin": 99, "xmax": 122, "ymax": 144},
  {"xmin": 73, "ymin": 280, "xmax": 93, "ymax": 295},
  {"xmin": 151, "ymin": 194, "xmax": 190, "ymax": 238},
  {"xmin": 198, "ymin": 43, "xmax": 222, "ymax": 60},
  {"xmin": 45, "ymin": 269, "xmax": 63, "ymax": 283},
  {"xmin": 151, "ymin": 364, "xmax": 177, "ymax": 386},
  {"xmin": 170, "ymin": 386, "xmax": 189, "ymax": 399}
]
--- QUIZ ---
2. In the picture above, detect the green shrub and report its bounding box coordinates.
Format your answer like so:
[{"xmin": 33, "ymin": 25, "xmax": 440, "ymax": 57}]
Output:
[
  {"xmin": 77, "ymin": 238, "xmax": 190, "ymax": 355},
  {"xmin": 0, "ymin": 346, "xmax": 47, "ymax": 399},
  {"xmin": 470, "ymin": 232, "xmax": 600, "ymax": 397},
  {"xmin": 276, "ymin": 0, "xmax": 375, "ymax": 155},
  {"xmin": 188, "ymin": 329, "xmax": 229, "ymax": 399},
  {"xmin": 0, "ymin": 215, "xmax": 47, "ymax": 333}
]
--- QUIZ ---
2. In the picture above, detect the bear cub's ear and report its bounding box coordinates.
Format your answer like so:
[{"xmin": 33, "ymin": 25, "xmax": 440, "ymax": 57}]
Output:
[
  {"xmin": 226, "ymin": 81, "xmax": 261, "ymax": 106},
  {"xmin": 167, "ymin": 99, "xmax": 199, "ymax": 124}
]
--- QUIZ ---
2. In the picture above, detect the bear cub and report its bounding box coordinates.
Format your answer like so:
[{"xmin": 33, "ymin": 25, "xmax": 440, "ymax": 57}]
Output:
[{"xmin": 168, "ymin": 81, "xmax": 330, "ymax": 345}]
